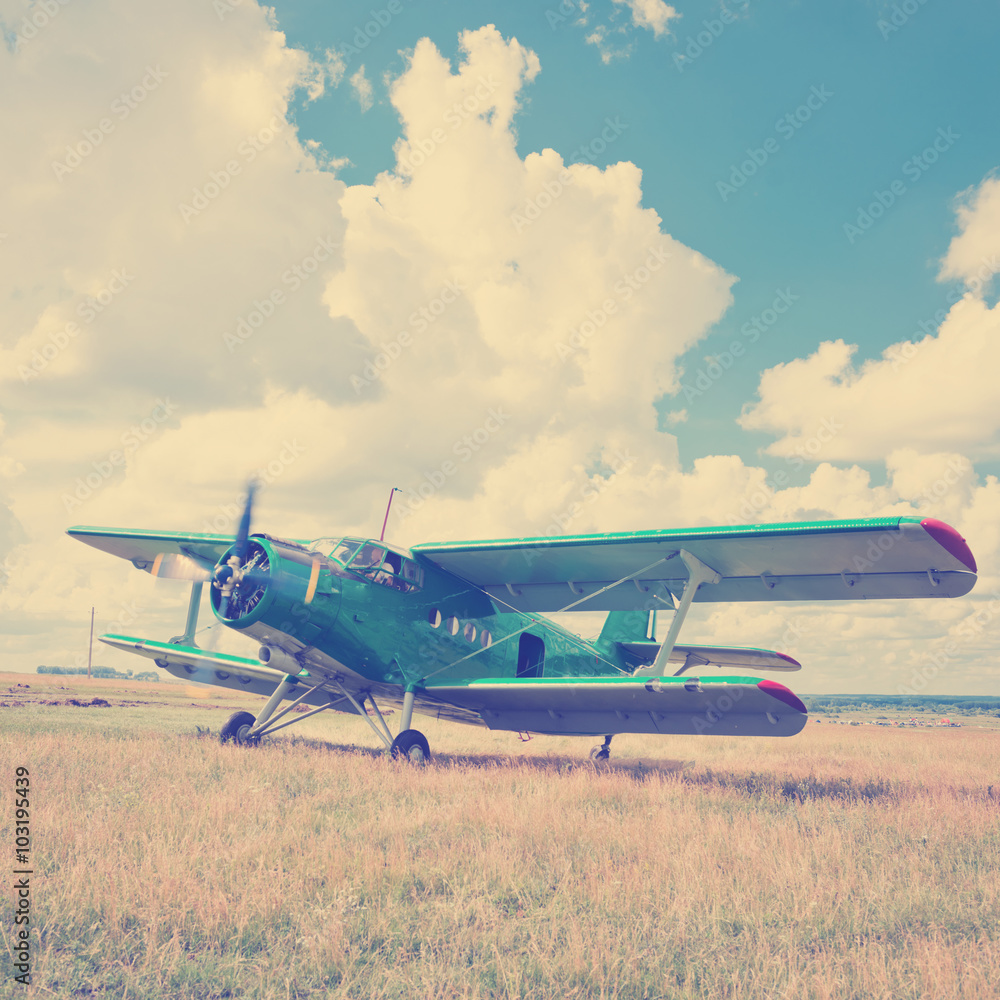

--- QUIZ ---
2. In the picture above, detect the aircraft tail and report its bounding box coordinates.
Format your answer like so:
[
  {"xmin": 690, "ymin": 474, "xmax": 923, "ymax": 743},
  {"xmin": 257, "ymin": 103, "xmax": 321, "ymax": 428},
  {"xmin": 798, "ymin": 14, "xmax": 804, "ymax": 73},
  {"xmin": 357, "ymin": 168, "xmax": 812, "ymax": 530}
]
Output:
[{"xmin": 597, "ymin": 609, "xmax": 657, "ymax": 646}]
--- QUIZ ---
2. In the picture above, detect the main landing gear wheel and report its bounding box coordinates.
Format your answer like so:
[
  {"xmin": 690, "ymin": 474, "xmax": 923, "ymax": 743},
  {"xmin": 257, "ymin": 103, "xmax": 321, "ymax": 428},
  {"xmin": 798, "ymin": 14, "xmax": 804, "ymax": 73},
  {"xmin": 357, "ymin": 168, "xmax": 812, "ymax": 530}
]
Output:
[
  {"xmin": 220, "ymin": 711, "xmax": 259, "ymax": 746},
  {"xmin": 390, "ymin": 729, "xmax": 430, "ymax": 763},
  {"xmin": 589, "ymin": 735, "xmax": 613, "ymax": 762}
]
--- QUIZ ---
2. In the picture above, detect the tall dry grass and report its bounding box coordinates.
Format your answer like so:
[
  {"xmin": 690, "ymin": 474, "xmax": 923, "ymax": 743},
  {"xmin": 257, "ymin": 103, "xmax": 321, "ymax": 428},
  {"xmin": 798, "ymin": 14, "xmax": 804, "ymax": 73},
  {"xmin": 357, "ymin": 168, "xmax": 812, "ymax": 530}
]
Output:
[{"xmin": 2, "ymin": 696, "xmax": 998, "ymax": 999}]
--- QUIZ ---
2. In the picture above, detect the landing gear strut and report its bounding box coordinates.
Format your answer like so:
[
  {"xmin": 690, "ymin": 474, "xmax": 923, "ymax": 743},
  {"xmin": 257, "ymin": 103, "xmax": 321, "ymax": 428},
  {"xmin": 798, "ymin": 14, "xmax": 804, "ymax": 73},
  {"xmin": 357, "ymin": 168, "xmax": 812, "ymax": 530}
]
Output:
[
  {"xmin": 589, "ymin": 735, "xmax": 612, "ymax": 762},
  {"xmin": 215, "ymin": 677, "xmax": 435, "ymax": 761}
]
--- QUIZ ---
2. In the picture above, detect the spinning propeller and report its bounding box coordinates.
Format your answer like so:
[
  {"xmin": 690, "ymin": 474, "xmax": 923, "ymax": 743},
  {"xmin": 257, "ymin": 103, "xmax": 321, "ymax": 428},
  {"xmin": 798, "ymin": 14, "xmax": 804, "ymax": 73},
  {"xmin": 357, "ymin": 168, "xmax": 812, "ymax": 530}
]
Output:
[{"xmin": 149, "ymin": 481, "xmax": 318, "ymax": 621}]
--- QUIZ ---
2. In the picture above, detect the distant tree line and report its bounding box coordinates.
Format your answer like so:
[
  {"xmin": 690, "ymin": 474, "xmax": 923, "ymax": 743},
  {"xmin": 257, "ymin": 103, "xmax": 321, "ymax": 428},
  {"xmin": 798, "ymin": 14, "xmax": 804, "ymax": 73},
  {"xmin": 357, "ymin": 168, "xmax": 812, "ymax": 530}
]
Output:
[
  {"xmin": 36, "ymin": 665, "xmax": 158, "ymax": 682},
  {"xmin": 804, "ymin": 694, "xmax": 1000, "ymax": 715}
]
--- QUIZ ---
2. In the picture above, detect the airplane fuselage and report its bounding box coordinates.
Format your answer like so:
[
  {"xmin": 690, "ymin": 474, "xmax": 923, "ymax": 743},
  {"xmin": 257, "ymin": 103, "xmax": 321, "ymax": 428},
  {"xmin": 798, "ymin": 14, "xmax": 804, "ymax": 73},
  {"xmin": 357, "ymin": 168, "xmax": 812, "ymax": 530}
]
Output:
[{"xmin": 216, "ymin": 534, "xmax": 632, "ymax": 694}]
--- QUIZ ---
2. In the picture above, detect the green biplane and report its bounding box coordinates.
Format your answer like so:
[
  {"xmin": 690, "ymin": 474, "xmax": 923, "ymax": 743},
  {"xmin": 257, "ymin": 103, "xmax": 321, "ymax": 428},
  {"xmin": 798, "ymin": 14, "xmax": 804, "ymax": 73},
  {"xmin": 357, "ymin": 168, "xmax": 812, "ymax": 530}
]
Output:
[{"xmin": 68, "ymin": 488, "xmax": 977, "ymax": 761}]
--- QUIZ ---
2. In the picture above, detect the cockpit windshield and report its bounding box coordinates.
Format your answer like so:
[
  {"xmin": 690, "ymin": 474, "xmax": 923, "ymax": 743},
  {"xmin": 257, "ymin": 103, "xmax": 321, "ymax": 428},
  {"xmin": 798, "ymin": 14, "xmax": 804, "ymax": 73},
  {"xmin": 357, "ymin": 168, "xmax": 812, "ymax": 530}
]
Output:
[
  {"xmin": 307, "ymin": 537, "xmax": 362, "ymax": 564},
  {"xmin": 308, "ymin": 536, "xmax": 424, "ymax": 592}
]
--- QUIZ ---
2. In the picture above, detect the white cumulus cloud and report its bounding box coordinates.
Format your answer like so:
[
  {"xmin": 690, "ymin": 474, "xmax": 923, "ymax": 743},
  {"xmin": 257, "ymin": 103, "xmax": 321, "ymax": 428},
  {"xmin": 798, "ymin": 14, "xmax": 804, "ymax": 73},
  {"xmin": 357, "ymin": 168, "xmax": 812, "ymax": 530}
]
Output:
[
  {"xmin": 739, "ymin": 170, "xmax": 1000, "ymax": 463},
  {"xmin": 349, "ymin": 65, "xmax": 374, "ymax": 112},
  {"xmin": 938, "ymin": 171, "xmax": 1000, "ymax": 295},
  {"xmin": 613, "ymin": 0, "xmax": 679, "ymax": 38}
]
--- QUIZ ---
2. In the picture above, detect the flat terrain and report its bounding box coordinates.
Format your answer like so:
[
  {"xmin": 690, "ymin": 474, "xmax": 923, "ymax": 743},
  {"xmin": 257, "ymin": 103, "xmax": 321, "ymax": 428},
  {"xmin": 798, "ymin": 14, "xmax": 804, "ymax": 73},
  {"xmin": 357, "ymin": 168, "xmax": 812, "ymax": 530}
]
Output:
[{"xmin": 2, "ymin": 671, "xmax": 999, "ymax": 999}]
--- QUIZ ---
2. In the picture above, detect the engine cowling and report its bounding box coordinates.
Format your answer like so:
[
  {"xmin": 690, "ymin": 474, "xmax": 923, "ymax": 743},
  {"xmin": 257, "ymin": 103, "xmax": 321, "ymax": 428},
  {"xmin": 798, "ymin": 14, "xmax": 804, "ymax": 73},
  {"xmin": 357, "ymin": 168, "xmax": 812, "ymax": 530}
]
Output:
[{"xmin": 210, "ymin": 536, "xmax": 341, "ymax": 640}]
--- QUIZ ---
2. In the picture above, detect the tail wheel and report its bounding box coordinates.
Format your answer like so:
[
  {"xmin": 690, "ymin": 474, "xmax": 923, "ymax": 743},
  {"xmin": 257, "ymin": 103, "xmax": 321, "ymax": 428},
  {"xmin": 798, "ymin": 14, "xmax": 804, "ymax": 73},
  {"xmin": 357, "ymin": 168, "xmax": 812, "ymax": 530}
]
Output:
[
  {"xmin": 390, "ymin": 729, "xmax": 430, "ymax": 763},
  {"xmin": 590, "ymin": 735, "xmax": 612, "ymax": 762},
  {"xmin": 220, "ymin": 711, "xmax": 259, "ymax": 746}
]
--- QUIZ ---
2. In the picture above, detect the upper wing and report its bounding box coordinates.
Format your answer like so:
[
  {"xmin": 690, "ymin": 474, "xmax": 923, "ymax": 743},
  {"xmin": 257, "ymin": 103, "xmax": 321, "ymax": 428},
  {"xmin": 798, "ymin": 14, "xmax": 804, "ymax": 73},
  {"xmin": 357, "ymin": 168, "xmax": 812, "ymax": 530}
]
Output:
[
  {"xmin": 68, "ymin": 527, "xmax": 237, "ymax": 572},
  {"xmin": 412, "ymin": 517, "xmax": 977, "ymax": 611}
]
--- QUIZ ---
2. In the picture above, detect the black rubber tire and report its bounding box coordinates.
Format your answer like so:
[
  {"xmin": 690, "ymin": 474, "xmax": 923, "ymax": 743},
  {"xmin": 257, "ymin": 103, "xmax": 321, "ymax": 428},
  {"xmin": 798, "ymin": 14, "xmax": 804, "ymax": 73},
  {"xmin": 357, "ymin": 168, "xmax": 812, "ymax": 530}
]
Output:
[
  {"xmin": 590, "ymin": 745, "xmax": 610, "ymax": 762},
  {"xmin": 390, "ymin": 729, "xmax": 430, "ymax": 762},
  {"xmin": 220, "ymin": 711, "xmax": 259, "ymax": 745}
]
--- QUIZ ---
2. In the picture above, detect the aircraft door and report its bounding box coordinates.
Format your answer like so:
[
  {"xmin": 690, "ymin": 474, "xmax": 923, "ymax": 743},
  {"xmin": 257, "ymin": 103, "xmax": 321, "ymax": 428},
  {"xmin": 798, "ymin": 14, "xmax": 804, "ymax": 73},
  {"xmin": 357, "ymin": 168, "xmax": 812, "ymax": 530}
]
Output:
[{"xmin": 516, "ymin": 633, "xmax": 545, "ymax": 678}]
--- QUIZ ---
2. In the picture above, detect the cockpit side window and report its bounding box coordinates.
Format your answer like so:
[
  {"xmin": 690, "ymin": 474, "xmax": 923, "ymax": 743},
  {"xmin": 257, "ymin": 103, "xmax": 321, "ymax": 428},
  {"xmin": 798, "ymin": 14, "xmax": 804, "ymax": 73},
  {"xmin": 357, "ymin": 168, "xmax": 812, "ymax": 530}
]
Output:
[
  {"xmin": 348, "ymin": 543, "xmax": 387, "ymax": 575},
  {"xmin": 401, "ymin": 560, "xmax": 424, "ymax": 586}
]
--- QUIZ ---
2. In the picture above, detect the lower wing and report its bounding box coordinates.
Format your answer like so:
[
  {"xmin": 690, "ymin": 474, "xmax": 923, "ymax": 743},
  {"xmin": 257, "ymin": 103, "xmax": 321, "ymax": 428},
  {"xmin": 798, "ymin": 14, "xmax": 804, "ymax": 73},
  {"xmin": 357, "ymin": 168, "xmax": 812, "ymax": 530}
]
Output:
[
  {"xmin": 99, "ymin": 634, "xmax": 338, "ymax": 708},
  {"xmin": 423, "ymin": 675, "xmax": 807, "ymax": 737}
]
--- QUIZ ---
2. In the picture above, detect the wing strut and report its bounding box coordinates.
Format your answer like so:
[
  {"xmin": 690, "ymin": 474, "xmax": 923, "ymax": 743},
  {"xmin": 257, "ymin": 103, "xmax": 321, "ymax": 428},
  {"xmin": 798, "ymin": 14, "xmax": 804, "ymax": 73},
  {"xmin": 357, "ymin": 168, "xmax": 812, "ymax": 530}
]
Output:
[
  {"xmin": 419, "ymin": 555, "xmax": 675, "ymax": 683},
  {"xmin": 672, "ymin": 649, "xmax": 710, "ymax": 677},
  {"xmin": 169, "ymin": 581, "xmax": 204, "ymax": 646},
  {"xmin": 636, "ymin": 549, "xmax": 722, "ymax": 677}
]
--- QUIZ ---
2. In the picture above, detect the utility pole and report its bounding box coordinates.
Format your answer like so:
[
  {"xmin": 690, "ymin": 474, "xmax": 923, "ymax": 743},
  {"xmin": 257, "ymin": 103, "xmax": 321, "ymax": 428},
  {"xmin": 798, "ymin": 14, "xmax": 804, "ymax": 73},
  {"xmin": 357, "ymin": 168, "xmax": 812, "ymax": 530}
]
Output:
[{"xmin": 87, "ymin": 606, "xmax": 94, "ymax": 680}]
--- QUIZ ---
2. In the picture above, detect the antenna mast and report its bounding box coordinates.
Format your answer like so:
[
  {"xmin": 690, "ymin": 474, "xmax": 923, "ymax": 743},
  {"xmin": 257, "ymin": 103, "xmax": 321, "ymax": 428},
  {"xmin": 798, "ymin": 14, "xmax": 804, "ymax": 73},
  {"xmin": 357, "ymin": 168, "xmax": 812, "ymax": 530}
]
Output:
[{"xmin": 380, "ymin": 487, "xmax": 402, "ymax": 541}]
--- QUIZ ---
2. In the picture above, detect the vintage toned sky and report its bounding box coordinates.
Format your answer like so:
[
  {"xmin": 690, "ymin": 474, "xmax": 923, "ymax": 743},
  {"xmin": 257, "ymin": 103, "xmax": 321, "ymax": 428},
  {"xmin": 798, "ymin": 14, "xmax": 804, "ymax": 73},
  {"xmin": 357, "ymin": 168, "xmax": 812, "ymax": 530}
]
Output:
[{"xmin": 1, "ymin": 0, "xmax": 998, "ymax": 694}]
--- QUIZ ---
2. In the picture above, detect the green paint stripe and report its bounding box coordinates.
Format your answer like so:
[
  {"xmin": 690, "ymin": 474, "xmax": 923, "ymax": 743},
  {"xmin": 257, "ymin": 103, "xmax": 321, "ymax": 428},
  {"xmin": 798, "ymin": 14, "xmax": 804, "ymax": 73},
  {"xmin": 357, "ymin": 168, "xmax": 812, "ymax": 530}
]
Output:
[
  {"xmin": 102, "ymin": 633, "xmax": 262, "ymax": 668},
  {"xmin": 70, "ymin": 527, "xmax": 233, "ymax": 543},
  {"xmin": 414, "ymin": 517, "xmax": 918, "ymax": 555},
  {"xmin": 426, "ymin": 675, "xmax": 762, "ymax": 690},
  {"xmin": 68, "ymin": 526, "xmax": 313, "ymax": 546}
]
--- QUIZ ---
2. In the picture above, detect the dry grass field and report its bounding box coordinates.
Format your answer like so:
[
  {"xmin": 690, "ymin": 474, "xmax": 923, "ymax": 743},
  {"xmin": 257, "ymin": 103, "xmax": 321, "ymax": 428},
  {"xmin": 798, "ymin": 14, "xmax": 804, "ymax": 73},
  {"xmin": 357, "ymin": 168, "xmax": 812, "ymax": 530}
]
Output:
[{"xmin": 2, "ymin": 671, "xmax": 999, "ymax": 999}]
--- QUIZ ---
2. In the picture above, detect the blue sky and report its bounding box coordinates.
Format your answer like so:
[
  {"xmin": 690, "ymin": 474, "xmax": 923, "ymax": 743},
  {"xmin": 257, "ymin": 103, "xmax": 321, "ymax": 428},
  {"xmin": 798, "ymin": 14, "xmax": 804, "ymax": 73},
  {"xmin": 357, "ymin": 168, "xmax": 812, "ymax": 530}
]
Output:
[
  {"xmin": 275, "ymin": 0, "xmax": 999, "ymax": 480},
  {"xmin": 1, "ymin": 0, "xmax": 998, "ymax": 693}
]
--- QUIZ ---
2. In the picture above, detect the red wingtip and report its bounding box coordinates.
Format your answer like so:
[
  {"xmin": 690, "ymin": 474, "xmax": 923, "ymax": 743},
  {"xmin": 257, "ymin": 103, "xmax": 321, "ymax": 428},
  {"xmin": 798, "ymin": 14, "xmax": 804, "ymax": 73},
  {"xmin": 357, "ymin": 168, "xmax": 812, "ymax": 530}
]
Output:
[
  {"xmin": 757, "ymin": 679, "xmax": 807, "ymax": 715},
  {"xmin": 776, "ymin": 651, "xmax": 802, "ymax": 668},
  {"xmin": 921, "ymin": 518, "xmax": 977, "ymax": 573}
]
